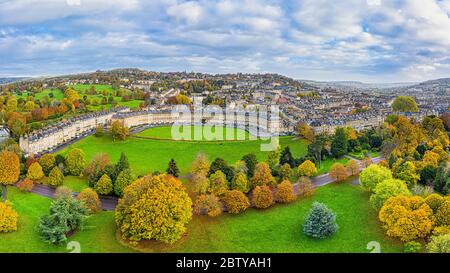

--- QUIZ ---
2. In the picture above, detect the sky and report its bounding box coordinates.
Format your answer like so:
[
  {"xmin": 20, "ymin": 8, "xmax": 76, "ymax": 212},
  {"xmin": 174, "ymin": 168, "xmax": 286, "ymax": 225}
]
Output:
[{"xmin": 0, "ymin": 0, "xmax": 450, "ymax": 83}]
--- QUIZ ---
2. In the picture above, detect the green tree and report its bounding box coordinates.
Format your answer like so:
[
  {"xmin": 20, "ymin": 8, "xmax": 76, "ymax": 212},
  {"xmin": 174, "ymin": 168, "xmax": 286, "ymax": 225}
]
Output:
[
  {"xmin": 360, "ymin": 164, "xmax": 393, "ymax": 192},
  {"xmin": 267, "ymin": 145, "xmax": 281, "ymax": 170},
  {"xmin": 241, "ymin": 153, "xmax": 258, "ymax": 178},
  {"xmin": 303, "ymin": 202, "xmax": 339, "ymax": 239},
  {"xmin": 392, "ymin": 96, "xmax": 419, "ymax": 112},
  {"xmin": 331, "ymin": 128, "xmax": 348, "ymax": 158},
  {"xmin": 66, "ymin": 148, "xmax": 85, "ymax": 176},
  {"xmin": 95, "ymin": 174, "xmax": 113, "ymax": 195},
  {"xmin": 231, "ymin": 171, "xmax": 249, "ymax": 193},
  {"xmin": 370, "ymin": 179, "xmax": 411, "ymax": 210},
  {"xmin": 167, "ymin": 158, "xmax": 180, "ymax": 177},
  {"xmin": 209, "ymin": 170, "xmax": 228, "ymax": 195},
  {"xmin": 47, "ymin": 167, "xmax": 64, "ymax": 188},
  {"xmin": 280, "ymin": 146, "xmax": 295, "ymax": 168},
  {"xmin": 395, "ymin": 161, "xmax": 420, "ymax": 188},
  {"xmin": 114, "ymin": 169, "xmax": 133, "ymax": 197}
]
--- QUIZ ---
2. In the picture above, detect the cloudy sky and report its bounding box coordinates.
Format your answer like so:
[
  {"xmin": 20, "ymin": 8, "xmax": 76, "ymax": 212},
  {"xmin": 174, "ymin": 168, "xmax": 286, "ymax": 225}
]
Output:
[{"xmin": 0, "ymin": 0, "xmax": 450, "ymax": 82}]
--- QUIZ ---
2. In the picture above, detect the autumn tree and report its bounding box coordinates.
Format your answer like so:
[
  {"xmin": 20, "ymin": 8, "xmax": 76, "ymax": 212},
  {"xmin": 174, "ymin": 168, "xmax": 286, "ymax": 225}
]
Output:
[
  {"xmin": 297, "ymin": 160, "xmax": 317, "ymax": 177},
  {"xmin": 435, "ymin": 200, "xmax": 450, "ymax": 227},
  {"xmin": 16, "ymin": 178, "xmax": 34, "ymax": 192},
  {"xmin": 329, "ymin": 163, "xmax": 349, "ymax": 182},
  {"xmin": 191, "ymin": 173, "xmax": 210, "ymax": 195},
  {"xmin": 209, "ymin": 170, "xmax": 228, "ymax": 195},
  {"xmin": 395, "ymin": 161, "xmax": 420, "ymax": 187},
  {"xmin": 275, "ymin": 180, "xmax": 296, "ymax": 203},
  {"xmin": 279, "ymin": 163, "xmax": 293, "ymax": 181},
  {"xmin": 115, "ymin": 174, "xmax": 192, "ymax": 243},
  {"xmin": 297, "ymin": 122, "xmax": 315, "ymax": 143},
  {"xmin": 231, "ymin": 171, "xmax": 249, "ymax": 193},
  {"xmin": 347, "ymin": 159, "xmax": 360, "ymax": 176},
  {"xmin": 379, "ymin": 195, "xmax": 434, "ymax": 242},
  {"xmin": 27, "ymin": 162, "xmax": 44, "ymax": 181},
  {"xmin": 95, "ymin": 174, "xmax": 113, "ymax": 195},
  {"xmin": 39, "ymin": 154, "xmax": 56, "ymax": 176},
  {"xmin": 427, "ymin": 234, "xmax": 450, "ymax": 253},
  {"xmin": 193, "ymin": 194, "xmax": 222, "ymax": 217},
  {"xmin": 297, "ymin": 176, "xmax": 315, "ymax": 197},
  {"xmin": 360, "ymin": 164, "xmax": 393, "ymax": 192},
  {"xmin": 77, "ymin": 188, "xmax": 101, "ymax": 214},
  {"xmin": 114, "ymin": 169, "xmax": 133, "ymax": 197},
  {"xmin": 0, "ymin": 201, "xmax": 18, "ymax": 233},
  {"xmin": 370, "ymin": 179, "xmax": 411, "ymax": 210},
  {"xmin": 191, "ymin": 152, "xmax": 210, "ymax": 176},
  {"xmin": 266, "ymin": 145, "xmax": 281, "ymax": 169},
  {"xmin": 251, "ymin": 185, "xmax": 274, "ymax": 209},
  {"xmin": 392, "ymin": 96, "xmax": 419, "ymax": 112},
  {"xmin": 251, "ymin": 162, "xmax": 276, "ymax": 188},
  {"xmin": 66, "ymin": 148, "xmax": 85, "ymax": 176},
  {"xmin": 111, "ymin": 120, "xmax": 129, "ymax": 141},
  {"xmin": 0, "ymin": 151, "xmax": 20, "ymax": 201},
  {"xmin": 221, "ymin": 190, "xmax": 250, "ymax": 214},
  {"xmin": 46, "ymin": 167, "xmax": 64, "ymax": 188}
]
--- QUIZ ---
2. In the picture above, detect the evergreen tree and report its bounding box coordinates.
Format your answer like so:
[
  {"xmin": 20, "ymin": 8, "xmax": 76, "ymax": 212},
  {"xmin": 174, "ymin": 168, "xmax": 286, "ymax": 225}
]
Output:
[
  {"xmin": 167, "ymin": 158, "xmax": 180, "ymax": 178},
  {"xmin": 331, "ymin": 128, "xmax": 348, "ymax": 158},
  {"xmin": 280, "ymin": 146, "xmax": 295, "ymax": 168},
  {"xmin": 241, "ymin": 153, "xmax": 258, "ymax": 178}
]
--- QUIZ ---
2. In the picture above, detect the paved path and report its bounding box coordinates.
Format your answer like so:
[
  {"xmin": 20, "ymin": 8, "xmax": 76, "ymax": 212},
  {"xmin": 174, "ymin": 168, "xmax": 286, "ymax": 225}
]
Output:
[{"xmin": 27, "ymin": 156, "xmax": 383, "ymax": 211}]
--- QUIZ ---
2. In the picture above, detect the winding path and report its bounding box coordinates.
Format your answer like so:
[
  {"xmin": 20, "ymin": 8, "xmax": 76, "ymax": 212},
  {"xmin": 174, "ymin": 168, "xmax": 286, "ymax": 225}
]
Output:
[{"xmin": 27, "ymin": 156, "xmax": 383, "ymax": 211}]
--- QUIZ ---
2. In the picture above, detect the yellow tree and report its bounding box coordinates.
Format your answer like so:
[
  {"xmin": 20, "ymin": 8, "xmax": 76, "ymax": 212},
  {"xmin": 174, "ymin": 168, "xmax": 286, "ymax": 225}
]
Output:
[
  {"xmin": 297, "ymin": 122, "xmax": 315, "ymax": 143},
  {"xmin": 251, "ymin": 162, "xmax": 276, "ymax": 187},
  {"xmin": 191, "ymin": 152, "xmax": 210, "ymax": 176},
  {"xmin": 347, "ymin": 159, "xmax": 360, "ymax": 176},
  {"xmin": 379, "ymin": 195, "xmax": 434, "ymax": 242},
  {"xmin": 297, "ymin": 160, "xmax": 318, "ymax": 177},
  {"xmin": 329, "ymin": 163, "xmax": 349, "ymax": 182},
  {"xmin": 0, "ymin": 151, "xmax": 20, "ymax": 201}
]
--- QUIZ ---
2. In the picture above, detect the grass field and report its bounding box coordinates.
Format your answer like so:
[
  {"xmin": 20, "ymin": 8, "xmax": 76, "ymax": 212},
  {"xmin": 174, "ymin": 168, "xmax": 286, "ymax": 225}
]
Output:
[
  {"xmin": 0, "ymin": 183, "xmax": 402, "ymax": 253},
  {"xmin": 128, "ymin": 182, "xmax": 403, "ymax": 253},
  {"xmin": 59, "ymin": 128, "xmax": 308, "ymax": 176},
  {"xmin": 0, "ymin": 187, "xmax": 133, "ymax": 253},
  {"xmin": 136, "ymin": 125, "xmax": 251, "ymax": 141},
  {"xmin": 317, "ymin": 157, "xmax": 350, "ymax": 175},
  {"xmin": 16, "ymin": 88, "xmax": 65, "ymax": 100},
  {"xmin": 64, "ymin": 176, "xmax": 89, "ymax": 192}
]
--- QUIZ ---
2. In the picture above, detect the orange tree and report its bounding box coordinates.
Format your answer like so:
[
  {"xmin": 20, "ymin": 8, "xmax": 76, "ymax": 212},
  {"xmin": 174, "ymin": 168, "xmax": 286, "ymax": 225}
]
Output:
[
  {"xmin": 0, "ymin": 150, "xmax": 20, "ymax": 201},
  {"xmin": 115, "ymin": 174, "xmax": 192, "ymax": 244},
  {"xmin": 251, "ymin": 185, "xmax": 274, "ymax": 209},
  {"xmin": 329, "ymin": 163, "xmax": 349, "ymax": 182},
  {"xmin": 251, "ymin": 162, "xmax": 275, "ymax": 188}
]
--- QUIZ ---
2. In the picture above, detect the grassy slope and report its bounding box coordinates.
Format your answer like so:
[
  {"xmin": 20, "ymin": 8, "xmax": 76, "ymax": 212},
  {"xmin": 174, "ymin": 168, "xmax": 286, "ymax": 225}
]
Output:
[
  {"xmin": 0, "ymin": 187, "xmax": 133, "ymax": 253},
  {"xmin": 59, "ymin": 134, "xmax": 308, "ymax": 176},
  {"xmin": 131, "ymin": 183, "xmax": 403, "ymax": 253},
  {"xmin": 136, "ymin": 125, "xmax": 250, "ymax": 141}
]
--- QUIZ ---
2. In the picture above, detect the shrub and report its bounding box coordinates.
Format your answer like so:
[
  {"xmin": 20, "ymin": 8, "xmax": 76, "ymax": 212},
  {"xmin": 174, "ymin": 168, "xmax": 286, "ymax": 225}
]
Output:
[
  {"xmin": 360, "ymin": 164, "xmax": 393, "ymax": 192},
  {"xmin": 193, "ymin": 194, "xmax": 222, "ymax": 217},
  {"xmin": 329, "ymin": 163, "xmax": 349, "ymax": 182},
  {"xmin": 39, "ymin": 154, "xmax": 56, "ymax": 175},
  {"xmin": 424, "ymin": 193, "xmax": 444, "ymax": 213},
  {"xmin": 54, "ymin": 186, "xmax": 73, "ymax": 200},
  {"xmin": 297, "ymin": 160, "xmax": 317, "ymax": 177},
  {"xmin": 433, "ymin": 226, "xmax": 450, "ymax": 236},
  {"xmin": 251, "ymin": 162, "xmax": 275, "ymax": 188},
  {"xmin": 209, "ymin": 170, "xmax": 228, "ymax": 195},
  {"xmin": 404, "ymin": 241, "xmax": 422, "ymax": 253},
  {"xmin": 27, "ymin": 162, "xmax": 44, "ymax": 181},
  {"xmin": 66, "ymin": 148, "xmax": 85, "ymax": 176},
  {"xmin": 16, "ymin": 178, "xmax": 34, "ymax": 192},
  {"xmin": 436, "ymin": 200, "xmax": 450, "ymax": 227},
  {"xmin": 252, "ymin": 186, "xmax": 274, "ymax": 209},
  {"xmin": 297, "ymin": 176, "xmax": 315, "ymax": 197},
  {"xmin": 379, "ymin": 195, "xmax": 434, "ymax": 242},
  {"xmin": 77, "ymin": 188, "xmax": 101, "ymax": 214},
  {"xmin": 38, "ymin": 197, "xmax": 88, "ymax": 245},
  {"xmin": 114, "ymin": 169, "xmax": 133, "ymax": 197},
  {"xmin": 95, "ymin": 174, "xmax": 113, "ymax": 195},
  {"xmin": 370, "ymin": 179, "xmax": 410, "ymax": 210},
  {"xmin": 221, "ymin": 190, "xmax": 250, "ymax": 214},
  {"xmin": 191, "ymin": 173, "xmax": 210, "ymax": 195},
  {"xmin": 231, "ymin": 172, "xmax": 249, "ymax": 193},
  {"xmin": 275, "ymin": 180, "xmax": 296, "ymax": 203},
  {"xmin": 115, "ymin": 174, "xmax": 192, "ymax": 243},
  {"xmin": 46, "ymin": 167, "xmax": 64, "ymax": 188},
  {"xmin": 303, "ymin": 202, "xmax": 339, "ymax": 239},
  {"xmin": 427, "ymin": 234, "xmax": 450, "ymax": 253},
  {"xmin": 0, "ymin": 201, "xmax": 18, "ymax": 233}
]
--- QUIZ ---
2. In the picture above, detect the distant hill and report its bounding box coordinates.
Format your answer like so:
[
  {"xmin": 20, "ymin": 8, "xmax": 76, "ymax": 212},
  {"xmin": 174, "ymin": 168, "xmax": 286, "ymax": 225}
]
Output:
[
  {"xmin": 0, "ymin": 77, "xmax": 30, "ymax": 84},
  {"xmin": 300, "ymin": 80, "xmax": 417, "ymax": 90}
]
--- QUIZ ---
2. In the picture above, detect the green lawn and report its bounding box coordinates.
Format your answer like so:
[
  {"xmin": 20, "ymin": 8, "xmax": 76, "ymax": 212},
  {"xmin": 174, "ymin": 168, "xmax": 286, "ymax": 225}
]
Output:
[
  {"xmin": 58, "ymin": 132, "xmax": 308, "ymax": 176},
  {"xmin": 317, "ymin": 157, "xmax": 350, "ymax": 175},
  {"xmin": 16, "ymin": 88, "xmax": 65, "ymax": 100},
  {"xmin": 72, "ymin": 84, "xmax": 114, "ymax": 93},
  {"xmin": 0, "ymin": 187, "xmax": 133, "ymax": 253},
  {"xmin": 136, "ymin": 125, "xmax": 250, "ymax": 141},
  {"xmin": 64, "ymin": 176, "xmax": 90, "ymax": 192},
  {"xmin": 130, "ymin": 183, "xmax": 403, "ymax": 253}
]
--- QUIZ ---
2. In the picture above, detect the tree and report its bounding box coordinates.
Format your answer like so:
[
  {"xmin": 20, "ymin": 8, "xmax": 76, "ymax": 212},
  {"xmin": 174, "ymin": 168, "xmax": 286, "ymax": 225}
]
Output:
[
  {"xmin": 209, "ymin": 170, "xmax": 228, "ymax": 195},
  {"xmin": 84, "ymin": 153, "xmax": 110, "ymax": 187},
  {"xmin": 95, "ymin": 174, "xmax": 113, "ymax": 195},
  {"xmin": 193, "ymin": 194, "xmax": 222, "ymax": 217},
  {"xmin": 395, "ymin": 161, "xmax": 420, "ymax": 188},
  {"xmin": 251, "ymin": 162, "xmax": 276, "ymax": 188},
  {"xmin": 16, "ymin": 178, "xmax": 34, "ymax": 192},
  {"xmin": 27, "ymin": 162, "xmax": 44, "ymax": 181},
  {"xmin": 39, "ymin": 154, "xmax": 56, "ymax": 176},
  {"xmin": 208, "ymin": 158, "xmax": 234, "ymax": 182},
  {"xmin": 242, "ymin": 153, "xmax": 258, "ymax": 178},
  {"xmin": 404, "ymin": 241, "xmax": 423, "ymax": 253},
  {"xmin": 303, "ymin": 202, "xmax": 339, "ymax": 239},
  {"xmin": 221, "ymin": 190, "xmax": 249, "ymax": 214},
  {"xmin": 379, "ymin": 195, "xmax": 434, "ymax": 242},
  {"xmin": 0, "ymin": 150, "xmax": 20, "ymax": 201},
  {"xmin": 329, "ymin": 163, "xmax": 349, "ymax": 182},
  {"xmin": 434, "ymin": 166, "xmax": 449, "ymax": 194},
  {"xmin": 251, "ymin": 185, "xmax": 273, "ymax": 209},
  {"xmin": 190, "ymin": 173, "xmax": 210, "ymax": 195},
  {"xmin": 266, "ymin": 145, "xmax": 281, "ymax": 169},
  {"xmin": 370, "ymin": 179, "xmax": 411, "ymax": 210},
  {"xmin": 297, "ymin": 176, "xmax": 315, "ymax": 197},
  {"xmin": 297, "ymin": 122, "xmax": 315, "ymax": 143},
  {"xmin": 424, "ymin": 193, "xmax": 444, "ymax": 213},
  {"xmin": 347, "ymin": 159, "xmax": 360, "ymax": 176},
  {"xmin": 114, "ymin": 152, "xmax": 130, "ymax": 178},
  {"xmin": 38, "ymin": 197, "xmax": 88, "ymax": 245},
  {"xmin": 191, "ymin": 152, "xmax": 210, "ymax": 176},
  {"xmin": 114, "ymin": 169, "xmax": 133, "ymax": 197},
  {"xmin": 427, "ymin": 234, "xmax": 450, "ymax": 253},
  {"xmin": 0, "ymin": 201, "xmax": 18, "ymax": 233},
  {"xmin": 66, "ymin": 148, "xmax": 85, "ymax": 176},
  {"xmin": 422, "ymin": 151, "xmax": 440, "ymax": 168},
  {"xmin": 115, "ymin": 174, "xmax": 192, "ymax": 243},
  {"xmin": 392, "ymin": 96, "xmax": 419, "ymax": 112},
  {"xmin": 77, "ymin": 188, "xmax": 101, "ymax": 214},
  {"xmin": 46, "ymin": 167, "xmax": 64, "ymax": 188},
  {"xmin": 54, "ymin": 186, "xmax": 73, "ymax": 200},
  {"xmin": 419, "ymin": 165, "xmax": 437, "ymax": 185},
  {"xmin": 94, "ymin": 125, "xmax": 104, "ymax": 137},
  {"xmin": 360, "ymin": 164, "xmax": 393, "ymax": 192},
  {"xmin": 435, "ymin": 200, "xmax": 450, "ymax": 227},
  {"xmin": 231, "ymin": 172, "xmax": 249, "ymax": 193},
  {"xmin": 297, "ymin": 160, "xmax": 317, "ymax": 177},
  {"xmin": 279, "ymin": 163, "xmax": 293, "ymax": 181},
  {"xmin": 111, "ymin": 120, "xmax": 129, "ymax": 141},
  {"xmin": 167, "ymin": 158, "xmax": 180, "ymax": 177},
  {"xmin": 275, "ymin": 180, "xmax": 296, "ymax": 203},
  {"xmin": 331, "ymin": 128, "xmax": 348, "ymax": 158},
  {"xmin": 280, "ymin": 146, "xmax": 295, "ymax": 168}
]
